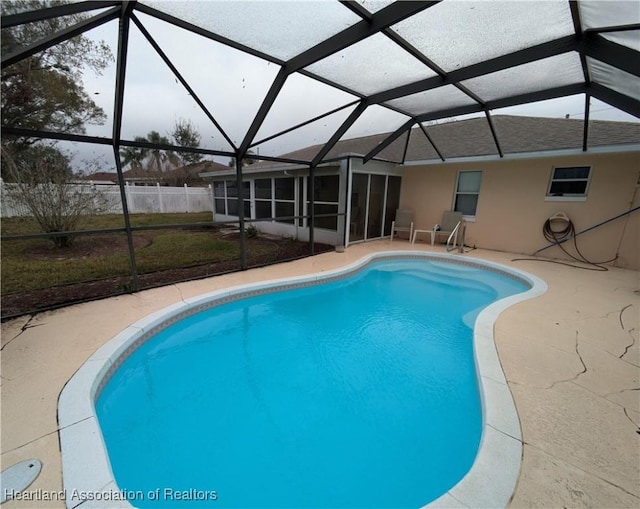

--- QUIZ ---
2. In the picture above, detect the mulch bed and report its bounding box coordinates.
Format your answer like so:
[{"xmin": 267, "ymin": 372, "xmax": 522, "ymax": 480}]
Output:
[{"xmin": 1, "ymin": 234, "xmax": 333, "ymax": 320}]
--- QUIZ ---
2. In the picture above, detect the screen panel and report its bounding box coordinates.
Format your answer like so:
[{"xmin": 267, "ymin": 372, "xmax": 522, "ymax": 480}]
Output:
[
  {"xmin": 391, "ymin": 0, "xmax": 574, "ymax": 72},
  {"xmin": 141, "ymin": 0, "xmax": 361, "ymax": 61},
  {"xmin": 305, "ymin": 33, "xmax": 436, "ymax": 96}
]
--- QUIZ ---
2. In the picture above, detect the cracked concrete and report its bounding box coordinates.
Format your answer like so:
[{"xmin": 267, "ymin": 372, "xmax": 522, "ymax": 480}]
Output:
[
  {"xmin": 496, "ymin": 253, "xmax": 639, "ymax": 506},
  {"xmin": 172, "ymin": 283, "xmax": 186, "ymax": 304},
  {"xmin": 620, "ymin": 328, "xmax": 638, "ymax": 364},
  {"xmin": 623, "ymin": 407, "xmax": 640, "ymax": 433},
  {"xmin": 1, "ymin": 242, "xmax": 639, "ymax": 508},
  {"xmin": 545, "ymin": 331, "xmax": 587, "ymax": 390},
  {"xmin": 619, "ymin": 303, "xmax": 633, "ymax": 329},
  {"xmin": 0, "ymin": 314, "xmax": 41, "ymax": 351}
]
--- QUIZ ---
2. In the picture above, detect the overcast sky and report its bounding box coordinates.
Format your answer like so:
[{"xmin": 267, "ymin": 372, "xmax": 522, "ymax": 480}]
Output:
[{"xmin": 63, "ymin": 1, "xmax": 638, "ymax": 173}]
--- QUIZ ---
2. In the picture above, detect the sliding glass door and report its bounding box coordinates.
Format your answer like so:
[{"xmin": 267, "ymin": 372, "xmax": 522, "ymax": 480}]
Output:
[
  {"xmin": 350, "ymin": 174, "xmax": 368, "ymax": 242},
  {"xmin": 349, "ymin": 173, "xmax": 402, "ymax": 243},
  {"xmin": 384, "ymin": 176, "xmax": 401, "ymax": 236},
  {"xmin": 367, "ymin": 175, "xmax": 386, "ymax": 239}
]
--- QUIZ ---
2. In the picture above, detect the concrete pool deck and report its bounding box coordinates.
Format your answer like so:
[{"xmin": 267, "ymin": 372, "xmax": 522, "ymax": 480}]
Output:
[{"xmin": 1, "ymin": 241, "xmax": 639, "ymax": 508}]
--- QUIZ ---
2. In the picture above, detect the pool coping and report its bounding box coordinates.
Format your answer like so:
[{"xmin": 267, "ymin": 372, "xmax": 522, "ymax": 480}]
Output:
[{"xmin": 57, "ymin": 250, "xmax": 547, "ymax": 509}]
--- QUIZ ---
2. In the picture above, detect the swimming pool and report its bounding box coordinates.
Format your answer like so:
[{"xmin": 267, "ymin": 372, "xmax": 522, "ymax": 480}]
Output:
[{"xmin": 58, "ymin": 252, "xmax": 546, "ymax": 509}]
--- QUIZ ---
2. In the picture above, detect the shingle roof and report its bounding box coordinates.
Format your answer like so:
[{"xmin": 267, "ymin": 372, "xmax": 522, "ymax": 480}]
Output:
[
  {"xmin": 84, "ymin": 161, "xmax": 232, "ymax": 182},
  {"xmin": 182, "ymin": 160, "xmax": 231, "ymax": 175},
  {"xmin": 243, "ymin": 115, "xmax": 640, "ymax": 170}
]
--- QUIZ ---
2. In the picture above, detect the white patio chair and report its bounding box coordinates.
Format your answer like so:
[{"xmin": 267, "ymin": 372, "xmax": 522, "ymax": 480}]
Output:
[{"xmin": 390, "ymin": 209, "xmax": 414, "ymax": 242}]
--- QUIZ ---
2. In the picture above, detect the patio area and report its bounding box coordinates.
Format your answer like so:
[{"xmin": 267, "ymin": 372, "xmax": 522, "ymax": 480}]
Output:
[{"xmin": 1, "ymin": 241, "xmax": 638, "ymax": 508}]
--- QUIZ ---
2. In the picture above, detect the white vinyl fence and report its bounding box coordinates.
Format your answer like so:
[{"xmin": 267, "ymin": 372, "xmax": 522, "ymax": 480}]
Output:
[{"xmin": 1, "ymin": 181, "xmax": 214, "ymax": 218}]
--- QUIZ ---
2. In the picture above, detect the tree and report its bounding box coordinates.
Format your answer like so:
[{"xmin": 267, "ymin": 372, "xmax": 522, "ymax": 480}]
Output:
[
  {"xmin": 228, "ymin": 149, "xmax": 257, "ymax": 169},
  {"xmin": 6, "ymin": 143, "xmax": 72, "ymax": 176},
  {"xmin": 119, "ymin": 130, "xmax": 181, "ymax": 176},
  {"xmin": 145, "ymin": 130, "xmax": 181, "ymax": 172},
  {"xmin": 171, "ymin": 118, "xmax": 202, "ymax": 165},
  {"xmin": 1, "ymin": 0, "xmax": 113, "ymax": 179},
  {"xmin": 120, "ymin": 126, "xmax": 204, "ymax": 185},
  {"xmin": 119, "ymin": 136, "xmax": 149, "ymax": 172},
  {"xmin": 2, "ymin": 144, "xmax": 114, "ymax": 247}
]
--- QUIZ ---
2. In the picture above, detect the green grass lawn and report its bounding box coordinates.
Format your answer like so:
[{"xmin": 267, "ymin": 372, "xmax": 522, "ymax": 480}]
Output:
[
  {"xmin": 0, "ymin": 212, "xmax": 250, "ymax": 294},
  {"xmin": 135, "ymin": 231, "xmax": 241, "ymax": 273},
  {"xmin": 0, "ymin": 211, "xmax": 214, "ymax": 236}
]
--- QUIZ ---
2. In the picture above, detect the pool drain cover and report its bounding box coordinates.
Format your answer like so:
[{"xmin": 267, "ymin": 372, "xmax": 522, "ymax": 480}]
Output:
[{"xmin": 0, "ymin": 459, "xmax": 42, "ymax": 504}]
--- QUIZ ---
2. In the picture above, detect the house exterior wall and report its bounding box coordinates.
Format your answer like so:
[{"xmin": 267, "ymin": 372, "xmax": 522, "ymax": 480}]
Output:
[{"xmin": 400, "ymin": 151, "xmax": 640, "ymax": 270}]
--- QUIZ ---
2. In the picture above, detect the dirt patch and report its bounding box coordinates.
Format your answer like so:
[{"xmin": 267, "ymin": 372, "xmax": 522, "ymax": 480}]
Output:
[
  {"xmin": 2, "ymin": 235, "xmax": 333, "ymax": 319},
  {"xmin": 25, "ymin": 234, "xmax": 152, "ymax": 260}
]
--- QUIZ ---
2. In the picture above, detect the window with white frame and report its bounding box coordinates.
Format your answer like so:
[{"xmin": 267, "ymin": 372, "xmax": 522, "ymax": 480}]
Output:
[
  {"xmin": 547, "ymin": 166, "xmax": 591, "ymax": 197},
  {"xmin": 454, "ymin": 170, "xmax": 482, "ymax": 217},
  {"xmin": 225, "ymin": 180, "xmax": 239, "ymax": 216},
  {"xmin": 213, "ymin": 176, "xmax": 339, "ymax": 228},
  {"xmin": 274, "ymin": 177, "xmax": 295, "ymax": 224},
  {"xmin": 215, "ymin": 180, "xmax": 250, "ymax": 217},
  {"xmin": 240, "ymin": 181, "xmax": 251, "ymax": 217},
  {"xmin": 213, "ymin": 181, "xmax": 226, "ymax": 214},
  {"xmin": 254, "ymin": 178, "xmax": 273, "ymax": 219},
  {"xmin": 307, "ymin": 175, "xmax": 340, "ymax": 230}
]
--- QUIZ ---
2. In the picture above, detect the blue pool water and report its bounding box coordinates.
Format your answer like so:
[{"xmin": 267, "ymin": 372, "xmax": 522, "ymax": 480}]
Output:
[{"xmin": 96, "ymin": 259, "xmax": 528, "ymax": 508}]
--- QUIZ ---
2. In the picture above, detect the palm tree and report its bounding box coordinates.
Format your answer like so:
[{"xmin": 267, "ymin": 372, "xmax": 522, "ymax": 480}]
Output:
[
  {"xmin": 120, "ymin": 131, "xmax": 183, "ymax": 185},
  {"xmin": 146, "ymin": 130, "xmax": 181, "ymax": 172},
  {"xmin": 119, "ymin": 136, "xmax": 149, "ymax": 171}
]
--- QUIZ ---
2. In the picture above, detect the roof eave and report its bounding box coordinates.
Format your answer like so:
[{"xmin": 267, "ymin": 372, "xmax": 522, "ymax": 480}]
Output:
[
  {"xmin": 402, "ymin": 143, "xmax": 640, "ymax": 167},
  {"xmin": 199, "ymin": 160, "xmax": 339, "ymax": 179}
]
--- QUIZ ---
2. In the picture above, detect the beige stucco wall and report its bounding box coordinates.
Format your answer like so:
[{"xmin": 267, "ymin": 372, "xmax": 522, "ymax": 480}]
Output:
[{"xmin": 400, "ymin": 151, "xmax": 640, "ymax": 270}]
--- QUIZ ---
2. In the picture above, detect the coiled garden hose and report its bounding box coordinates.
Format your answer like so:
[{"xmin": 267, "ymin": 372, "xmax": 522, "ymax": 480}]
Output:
[{"xmin": 513, "ymin": 213, "xmax": 618, "ymax": 271}]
